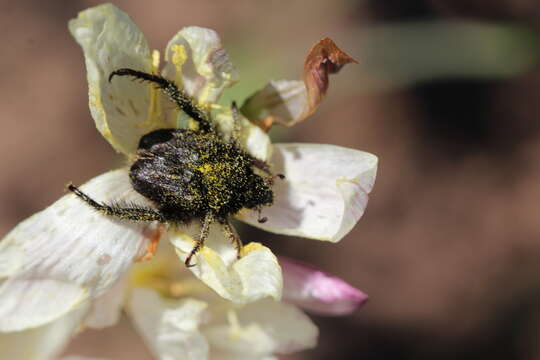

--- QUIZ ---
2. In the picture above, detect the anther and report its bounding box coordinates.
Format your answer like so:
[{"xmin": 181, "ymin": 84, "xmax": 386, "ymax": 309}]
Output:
[{"xmin": 257, "ymin": 208, "xmax": 268, "ymax": 223}]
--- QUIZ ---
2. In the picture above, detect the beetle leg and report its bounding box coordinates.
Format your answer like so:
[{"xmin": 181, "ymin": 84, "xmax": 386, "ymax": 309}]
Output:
[
  {"xmin": 185, "ymin": 213, "xmax": 213, "ymax": 267},
  {"xmin": 68, "ymin": 184, "xmax": 164, "ymax": 222},
  {"xmin": 221, "ymin": 220, "xmax": 243, "ymax": 260}
]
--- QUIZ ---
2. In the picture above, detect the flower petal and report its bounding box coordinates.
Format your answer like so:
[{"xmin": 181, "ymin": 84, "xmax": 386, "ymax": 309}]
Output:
[
  {"xmin": 204, "ymin": 298, "xmax": 318, "ymax": 357},
  {"xmin": 280, "ymin": 257, "xmax": 368, "ymax": 315},
  {"xmin": 302, "ymin": 38, "xmax": 358, "ymax": 120},
  {"xmin": 84, "ymin": 276, "xmax": 127, "ymax": 329},
  {"xmin": 0, "ymin": 302, "xmax": 90, "ymax": 360},
  {"xmin": 128, "ymin": 288, "xmax": 209, "ymax": 360},
  {"xmin": 237, "ymin": 143, "xmax": 378, "ymax": 242},
  {"xmin": 0, "ymin": 169, "xmax": 153, "ymax": 331},
  {"xmin": 208, "ymin": 353, "xmax": 277, "ymax": 360},
  {"xmin": 163, "ymin": 26, "xmax": 239, "ymax": 104},
  {"xmin": 69, "ymin": 3, "xmax": 166, "ymax": 156},
  {"xmin": 169, "ymin": 224, "xmax": 282, "ymax": 303},
  {"xmin": 241, "ymin": 38, "xmax": 356, "ymax": 130},
  {"xmin": 241, "ymin": 80, "xmax": 307, "ymax": 131}
]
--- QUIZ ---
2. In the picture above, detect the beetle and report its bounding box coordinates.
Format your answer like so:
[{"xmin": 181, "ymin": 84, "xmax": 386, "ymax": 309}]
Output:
[{"xmin": 68, "ymin": 68, "xmax": 280, "ymax": 266}]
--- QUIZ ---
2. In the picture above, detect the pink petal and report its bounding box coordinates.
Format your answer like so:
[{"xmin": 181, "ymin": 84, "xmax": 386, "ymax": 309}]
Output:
[{"xmin": 280, "ymin": 257, "xmax": 368, "ymax": 316}]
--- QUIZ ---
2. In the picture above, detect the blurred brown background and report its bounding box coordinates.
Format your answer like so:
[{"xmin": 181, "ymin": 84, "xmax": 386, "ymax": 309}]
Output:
[{"xmin": 2, "ymin": 0, "xmax": 540, "ymax": 359}]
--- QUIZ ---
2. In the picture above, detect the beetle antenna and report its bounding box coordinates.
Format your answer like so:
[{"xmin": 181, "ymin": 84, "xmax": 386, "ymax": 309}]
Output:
[{"xmin": 109, "ymin": 68, "xmax": 213, "ymax": 133}]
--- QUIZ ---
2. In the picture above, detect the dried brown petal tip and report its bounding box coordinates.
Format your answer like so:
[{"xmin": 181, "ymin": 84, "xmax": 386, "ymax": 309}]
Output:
[{"xmin": 303, "ymin": 37, "xmax": 358, "ymax": 116}]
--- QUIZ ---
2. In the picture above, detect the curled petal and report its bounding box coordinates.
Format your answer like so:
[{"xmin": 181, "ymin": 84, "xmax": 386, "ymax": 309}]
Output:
[
  {"xmin": 0, "ymin": 169, "xmax": 153, "ymax": 331},
  {"xmin": 303, "ymin": 37, "xmax": 358, "ymax": 117},
  {"xmin": 0, "ymin": 302, "xmax": 90, "ymax": 360},
  {"xmin": 237, "ymin": 143, "xmax": 378, "ymax": 242},
  {"xmin": 280, "ymin": 257, "xmax": 368, "ymax": 315},
  {"xmin": 241, "ymin": 80, "xmax": 307, "ymax": 132},
  {"xmin": 242, "ymin": 38, "xmax": 356, "ymax": 130},
  {"xmin": 163, "ymin": 26, "xmax": 239, "ymax": 104},
  {"xmin": 69, "ymin": 3, "xmax": 167, "ymax": 156},
  {"xmin": 128, "ymin": 288, "xmax": 209, "ymax": 360},
  {"xmin": 204, "ymin": 298, "xmax": 318, "ymax": 357},
  {"xmin": 169, "ymin": 224, "xmax": 282, "ymax": 303}
]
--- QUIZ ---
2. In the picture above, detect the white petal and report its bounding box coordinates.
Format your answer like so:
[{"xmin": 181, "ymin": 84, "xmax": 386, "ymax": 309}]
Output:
[
  {"xmin": 241, "ymin": 80, "xmax": 307, "ymax": 126},
  {"xmin": 237, "ymin": 143, "xmax": 378, "ymax": 242},
  {"xmin": 211, "ymin": 354, "xmax": 277, "ymax": 360},
  {"xmin": 84, "ymin": 276, "xmax": 127, "ymax": 329},
  {"xmin": 203, "ymin": 320, "xmax": 274, "ymax": 360},
  {"xmin": 0, "ymin": 169, "xmax": 154, "ymax": 331},
  {"xmin": 169, "ymin": 225, "xmax": 282, "ymax": 303},
  {"xmin": 241, "ymin": 38, "xmax": 357, "ymax": 130},
  {"xmin": 69, "ymin": 3, "xmax": 166, "ymax": 155},
  {"xmin": 128, "ymin": 288, "xmax": 209, "ymax": 360},
  {"xmin": 204, "ymin": 298, "xmax": 317, "ymax": 357},
  {"xmin": 236, "ymin": 299, "xmax": 318, "ymax": 354},
  {"xmin": 62, "ymin": 357, "xmax": 110, "ymax": 360},
  {"xmin": 241, "ymin": 120, "xmax": 273, "ymax": 162},
  {"xmin": 0, "ymin": 302, "xmax": 90, "ymax": 360},
  {"xmin": 163, "ymin": 26, "xmax": 238, "ymax": 104}
]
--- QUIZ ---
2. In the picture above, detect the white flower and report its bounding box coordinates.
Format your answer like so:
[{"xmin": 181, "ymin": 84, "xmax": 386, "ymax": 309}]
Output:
[
  {"xmin": 124, "ymin": 248, "xmax": 368, "ymax": 360},
  {"xmin": 0, "ymin": 2, "xmax": 377, "ymax": 355},
  {"xmin": 4, "ymin": 241, "xmax": 369, "ymax": 359},
  {"xmin": 125, "ymin": 244, "xmax": 320, "ymax": 360}
]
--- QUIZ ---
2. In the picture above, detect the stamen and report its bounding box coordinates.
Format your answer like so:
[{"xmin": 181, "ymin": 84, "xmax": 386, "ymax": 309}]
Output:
[
  {"xmin": 257, "ymin": 208, "xmax": 268, "ymax": 223},
  {"xmin": 135, "ymin": 225, "xmax": 163, "ymax": 262}
]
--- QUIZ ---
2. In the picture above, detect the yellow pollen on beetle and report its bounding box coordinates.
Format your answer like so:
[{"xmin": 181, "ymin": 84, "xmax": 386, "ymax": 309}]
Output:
[{"xmin": 197, "ymin": 162, "xmax": 214, "ymax": 174}]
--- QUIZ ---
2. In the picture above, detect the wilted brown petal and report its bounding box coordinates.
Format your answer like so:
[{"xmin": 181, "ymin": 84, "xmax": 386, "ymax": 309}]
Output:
[
  {"xmin": 303, "ymin": 37, "xmax": 358, "ymax": 119},
  {"xmin": 242, "ymin": 38, "xmax": 357, "ymax": 131}
]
